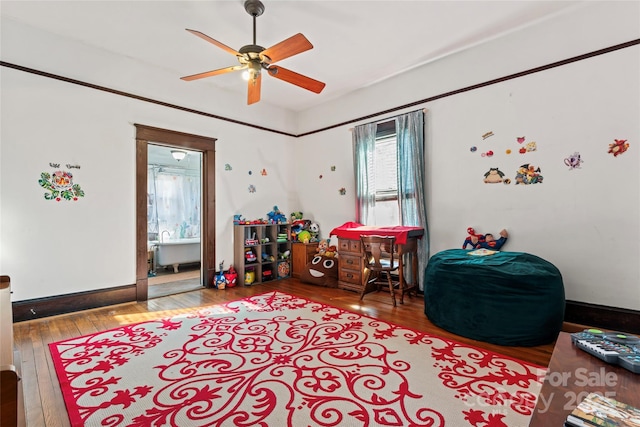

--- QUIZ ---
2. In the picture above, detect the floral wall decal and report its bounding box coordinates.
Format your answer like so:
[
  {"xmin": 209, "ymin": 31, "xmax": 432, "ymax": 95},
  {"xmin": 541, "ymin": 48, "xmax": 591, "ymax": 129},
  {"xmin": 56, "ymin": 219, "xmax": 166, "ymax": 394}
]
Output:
[{"xmin": 39, "ymin": 170, "xmax": 85, "ymax": 201}]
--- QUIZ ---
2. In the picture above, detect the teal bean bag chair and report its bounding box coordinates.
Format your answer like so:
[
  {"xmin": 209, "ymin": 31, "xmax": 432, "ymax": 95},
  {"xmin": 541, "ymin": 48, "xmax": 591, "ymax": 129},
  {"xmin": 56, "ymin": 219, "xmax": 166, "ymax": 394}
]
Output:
[{"xmin": 424, "ymin": 249, "xmax": 565, "ymax": 346}]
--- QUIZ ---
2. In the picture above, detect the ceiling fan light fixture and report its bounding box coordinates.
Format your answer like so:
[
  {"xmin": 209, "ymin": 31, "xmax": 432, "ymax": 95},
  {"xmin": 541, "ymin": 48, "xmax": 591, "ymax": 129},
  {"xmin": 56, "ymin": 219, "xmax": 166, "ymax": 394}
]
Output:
[{"xmin": 171, "ymin": 150, "xmax": 187, "ymax": 161}]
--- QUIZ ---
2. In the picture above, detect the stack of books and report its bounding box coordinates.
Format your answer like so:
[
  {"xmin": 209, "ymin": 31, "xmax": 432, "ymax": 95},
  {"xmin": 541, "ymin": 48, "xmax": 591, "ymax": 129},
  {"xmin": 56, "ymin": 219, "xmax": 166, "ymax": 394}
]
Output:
[{"xmin": 564, "ymin": 392, "xmax": 640, "ymax": 426}]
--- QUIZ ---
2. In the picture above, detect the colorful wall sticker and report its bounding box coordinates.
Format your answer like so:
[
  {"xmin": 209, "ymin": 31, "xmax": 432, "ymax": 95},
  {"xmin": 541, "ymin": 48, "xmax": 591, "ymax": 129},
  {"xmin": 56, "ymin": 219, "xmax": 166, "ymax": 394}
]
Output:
[
  {"xmin": 261, "ymin": 168, "xmax": 267, "ymax": 176},
  {"xmin": 564, "ymin": 152, "xmax": 583, "ymax": 170},
  {"xmin": 483, "ymin": 168, "xmax": 506, "ymax": 183},
  {"xmin": 339, "ymin": 187, "xmax": 346, "ymax": 195},
  {"xmin": 608, "ymin": 139, "xmax": 629, "ymax": 157},
  {"xmin": 514, "ymin": 164, "xmax": 543, "ymax": 185},
  {"xmin": 39, "ymin": 168, "xmax": 85, "ymax": 201},
  {"xmin": 482, "ymin": 131, "xmax": 494, "ymax": 140},
  {"xmin": 225, "ymin": 163, "xmax": 232, "ymax": 171},
  {"xmin": 248, "ymin": 185, "xmax": 256, "ymax": 193}
]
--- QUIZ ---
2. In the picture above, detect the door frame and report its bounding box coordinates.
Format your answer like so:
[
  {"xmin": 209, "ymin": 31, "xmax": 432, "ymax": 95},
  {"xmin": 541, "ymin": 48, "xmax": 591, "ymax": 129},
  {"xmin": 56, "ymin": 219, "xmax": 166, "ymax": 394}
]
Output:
[{"xmin": 135, "ymin": 124, "xmax": 216, "ymax": 301}]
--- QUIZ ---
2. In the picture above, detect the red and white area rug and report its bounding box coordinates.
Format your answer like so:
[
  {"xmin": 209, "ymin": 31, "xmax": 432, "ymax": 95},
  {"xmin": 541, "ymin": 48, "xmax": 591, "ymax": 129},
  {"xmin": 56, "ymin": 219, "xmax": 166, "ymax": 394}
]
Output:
[{"xmin": 49, "ymin": 291, "xmax": 545, "ymax": 427}]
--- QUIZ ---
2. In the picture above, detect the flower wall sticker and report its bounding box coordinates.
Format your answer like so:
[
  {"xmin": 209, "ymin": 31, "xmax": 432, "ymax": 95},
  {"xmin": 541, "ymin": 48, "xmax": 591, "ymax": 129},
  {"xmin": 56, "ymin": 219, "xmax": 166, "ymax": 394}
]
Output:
[{"xmin": 39, "ymin": 170, "xmax": 85, "ymax": 201}]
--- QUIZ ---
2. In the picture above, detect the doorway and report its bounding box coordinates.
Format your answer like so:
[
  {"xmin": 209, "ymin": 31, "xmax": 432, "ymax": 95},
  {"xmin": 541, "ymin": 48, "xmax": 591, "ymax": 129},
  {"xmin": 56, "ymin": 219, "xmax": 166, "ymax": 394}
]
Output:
[
  {"xmin": 135, "ymin": 124, "xmax": 216, "ymax": 301},
  {"xmin": 147, "ymin": 145, "xmax": 203, "ymax": 298}
]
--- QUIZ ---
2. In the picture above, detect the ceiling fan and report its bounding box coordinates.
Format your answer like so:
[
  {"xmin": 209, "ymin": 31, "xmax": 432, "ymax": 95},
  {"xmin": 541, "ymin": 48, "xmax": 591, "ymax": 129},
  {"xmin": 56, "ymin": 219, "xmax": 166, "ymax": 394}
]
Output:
[{"xmin": 180, "ymin": 0, "xmax": 326, "ymax": 105}]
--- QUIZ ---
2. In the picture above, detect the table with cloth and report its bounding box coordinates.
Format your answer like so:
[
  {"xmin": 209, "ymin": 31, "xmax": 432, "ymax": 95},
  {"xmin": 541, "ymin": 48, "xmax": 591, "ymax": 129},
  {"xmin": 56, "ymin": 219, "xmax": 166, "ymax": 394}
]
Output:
[{"xmin": 424, "ymin": 249, "xmax": 565, "ymax": 346}]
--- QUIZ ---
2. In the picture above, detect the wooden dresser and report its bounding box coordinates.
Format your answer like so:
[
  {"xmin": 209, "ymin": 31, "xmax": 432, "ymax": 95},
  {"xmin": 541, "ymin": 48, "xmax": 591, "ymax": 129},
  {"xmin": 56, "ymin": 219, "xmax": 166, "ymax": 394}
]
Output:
[
  {"xmin": 291, "ymin": 242, "xmax": 318, "ymax": 278},
  {"xmin": 337, "ymin": 238, "xmax": 364, "ymax": 292}
]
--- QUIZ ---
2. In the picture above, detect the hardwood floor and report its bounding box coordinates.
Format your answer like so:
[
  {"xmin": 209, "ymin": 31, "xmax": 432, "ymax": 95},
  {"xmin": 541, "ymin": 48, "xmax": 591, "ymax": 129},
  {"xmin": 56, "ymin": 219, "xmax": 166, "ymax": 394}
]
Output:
[{"xmin": 13, "ymin": 278, "xmax": 574, "ymax": 427}]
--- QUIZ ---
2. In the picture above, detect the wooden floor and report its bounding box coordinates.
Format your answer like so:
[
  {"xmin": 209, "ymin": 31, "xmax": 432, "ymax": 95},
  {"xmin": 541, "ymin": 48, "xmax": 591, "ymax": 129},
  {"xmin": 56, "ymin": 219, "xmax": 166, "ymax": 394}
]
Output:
[{"xmin": 13, "ymin": 278, "xmax": 578, "ymax": 427}]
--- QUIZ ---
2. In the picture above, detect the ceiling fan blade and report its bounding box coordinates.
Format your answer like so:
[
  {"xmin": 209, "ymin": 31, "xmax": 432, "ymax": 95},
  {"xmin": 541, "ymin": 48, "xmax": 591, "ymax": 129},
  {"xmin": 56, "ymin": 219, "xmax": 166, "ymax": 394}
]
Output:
[
  {"xmin": 261, "ymin": 33, "xmax": 313, "ymax": 64},
  {"xmin": 185, "ymin": 29, "xmax": 241, "ymax": 56},
  {"xmin": 247, "ymin": 73, "xmax": 262, "ymax": 105},
  {"xmin": 181, "ymin": 65, "xmax": 246, "ymax": 81},
  {"xmin": 267, "ymin": 66, "xmax": 325, "ymax": 94}
]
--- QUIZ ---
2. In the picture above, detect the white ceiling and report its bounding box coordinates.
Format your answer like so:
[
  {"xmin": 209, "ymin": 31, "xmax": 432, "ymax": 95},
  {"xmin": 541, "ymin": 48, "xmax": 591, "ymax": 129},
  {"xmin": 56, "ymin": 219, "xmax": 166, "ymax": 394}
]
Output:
[{"xmin": 1, "ymin": 0, "xmax": 582, "ymax": 113}]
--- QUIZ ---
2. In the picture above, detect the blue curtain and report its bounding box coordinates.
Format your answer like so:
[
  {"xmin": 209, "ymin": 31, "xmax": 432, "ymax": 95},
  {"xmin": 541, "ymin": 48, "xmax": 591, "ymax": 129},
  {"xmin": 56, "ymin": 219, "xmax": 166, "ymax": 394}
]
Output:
[
  {"xmin": 352, "ymin": 122, "xmax": 377, "ymax": 225},
  {"xmin": 396, "ymin": 111, "xmax": 429, "ymax": 290}
]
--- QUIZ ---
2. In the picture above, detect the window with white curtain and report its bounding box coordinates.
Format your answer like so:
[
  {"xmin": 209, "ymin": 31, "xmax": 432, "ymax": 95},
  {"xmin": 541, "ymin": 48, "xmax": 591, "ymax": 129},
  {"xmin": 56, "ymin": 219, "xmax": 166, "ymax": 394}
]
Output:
[{"xmin": 370, "ymin": 121, "xmax": 399, "ymax": 226}]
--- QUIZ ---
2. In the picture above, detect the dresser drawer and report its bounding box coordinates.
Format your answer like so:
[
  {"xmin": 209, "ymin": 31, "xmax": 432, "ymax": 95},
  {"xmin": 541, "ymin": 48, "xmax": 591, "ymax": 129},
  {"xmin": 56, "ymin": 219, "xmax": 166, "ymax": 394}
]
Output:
[
  {"xmin": 339, "ymin": 253, "xmax": 361, "ymax": 271},
  {"xmin": 339, "ymin": 268, "xmax": 361, "ymax": 284},
  {"xmin": 338, "ymin": 238, "xmax": 361, "ymax": 254}
]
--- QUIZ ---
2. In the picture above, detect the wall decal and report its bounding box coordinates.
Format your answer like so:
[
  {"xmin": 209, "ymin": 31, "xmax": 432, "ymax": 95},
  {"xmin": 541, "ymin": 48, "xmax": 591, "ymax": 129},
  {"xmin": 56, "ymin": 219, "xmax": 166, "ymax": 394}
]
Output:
[
  {"xmin": 506, "ymin": 149, "xmax": 512, "ymax": 155},
  {"xmin": 482, "ymin": 131, "xmax": 494, "ymax": 140},
  {"xmin": 608, "ymin": 139, "xmax": 629, "ymax": 157},
  {"xmin": 564, "ymin": 152, "xmax": 583, "ymax": 170},
  {"xmin": 331, "ymin": 166, "xmax": 336, "ymax": 171},
  {"xmin": 248, "ymin": 185, "xmax": 256, "ymax": 193},
  {"xmin": 261, "ymin": 168, "xmax": 267, "ymax": 176},
  {"xmin": 525, "ymin": 141, "xmax": 537, "ymax": 152},
  {"xmin": 517, "ymin": 136, "xmax": 525, "ymax": 144},
  {"xmin": 470, "ymin": 146, "xmax": 477, "ymax": 152},
  {"xmin": 483, "ymin": 168, "xmax": 506, "ymax": 183},
  {"xmin": 339, "ymin": 187, "xmax": 346, "ymax": 195},
  {"xmin": 514, "ymin": 164, "xmax": 543, "ymax": 185},
  {"xmin": 248, "ymin": 170, "xmax": 252, "ymax": 175},
  {"xmin": 481, "ymin": 151, "xmax": 494, "ymax": 157},
  {"xmin": 39, "ymin": 170, "xmax": 85, "ymax": 201},
  {"xmin": 225, "ymin": 163, "xmax": 232, "ymax": 171},
  {"xmin": 319, "ymin": 175, "xmax": 323, "ymax": 179}
]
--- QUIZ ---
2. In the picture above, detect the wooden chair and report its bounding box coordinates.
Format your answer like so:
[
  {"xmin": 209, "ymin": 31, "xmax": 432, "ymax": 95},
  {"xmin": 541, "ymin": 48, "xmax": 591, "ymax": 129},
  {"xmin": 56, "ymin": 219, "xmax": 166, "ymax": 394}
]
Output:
[{"xmin": 360, "ymin": 235, "xmax": 403, "ymax": 306}]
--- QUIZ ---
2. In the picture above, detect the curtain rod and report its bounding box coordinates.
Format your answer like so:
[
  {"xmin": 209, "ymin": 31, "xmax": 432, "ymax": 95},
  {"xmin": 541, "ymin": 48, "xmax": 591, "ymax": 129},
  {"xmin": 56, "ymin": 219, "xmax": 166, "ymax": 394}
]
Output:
[{"xmin": 348, "ymin": 108, "xmax": 428, "ymax": 132}]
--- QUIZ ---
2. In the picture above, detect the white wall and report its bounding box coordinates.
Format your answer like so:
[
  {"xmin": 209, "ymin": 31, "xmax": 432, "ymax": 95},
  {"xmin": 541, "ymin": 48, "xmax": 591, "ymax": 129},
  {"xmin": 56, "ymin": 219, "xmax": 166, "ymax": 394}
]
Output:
[
  {"xmin": 295, "ymin": 2, "xmax": 640, "ymax": 310},
  {"xmin": 0, "ymin": 65, "xmax": 297, "ymax": 302},
  {"xmin": 2, "ymin": 1, "xmax": 639, "ymax": 312}
]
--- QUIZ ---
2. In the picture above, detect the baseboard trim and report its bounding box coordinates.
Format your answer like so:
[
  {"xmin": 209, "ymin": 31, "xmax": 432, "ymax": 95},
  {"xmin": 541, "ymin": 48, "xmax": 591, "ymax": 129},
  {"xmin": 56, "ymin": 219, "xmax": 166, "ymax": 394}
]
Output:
[
  {"xmin": 12, "ymin": 285, "xmax": 137, "ymax": 322},
  {"xmin": 13, "ymin": 289, "xmax": 640, "ymax": 335},
  {"xmin": 564, "ymin": 300, "xmax": 640, "ymax": 334}
]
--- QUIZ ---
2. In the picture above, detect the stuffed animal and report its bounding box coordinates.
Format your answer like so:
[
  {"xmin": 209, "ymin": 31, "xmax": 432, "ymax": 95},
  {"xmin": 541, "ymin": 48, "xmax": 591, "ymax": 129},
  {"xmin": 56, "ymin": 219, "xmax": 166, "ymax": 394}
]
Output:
[
  {"xmin": 309, "ymin": 222, "xmax": 320, "ymax": 241},
  {"xmin": 290, "ymin": 211, "xmax": 303, "ymax": 220},
  {"xmin": 316, "ymin": 239, "xmax": 330, "ymax": 256},
  {"xmin": 224, "ymin": 265, "xmax": 238, "ymax": 288},
  {"xmin": 324, "ymin": 245, "xmax": 337, "ymax": 258},
  {"xmin": 267, "ymin": 205, "xmax": 287, "ymax": 224},
  {"xmin": 300, "ymin": 255, "xmax": 338, "ymax": 288},
  {"xmin": 462, "ymin": 227, "xmax": 485, "ymax": 249}
]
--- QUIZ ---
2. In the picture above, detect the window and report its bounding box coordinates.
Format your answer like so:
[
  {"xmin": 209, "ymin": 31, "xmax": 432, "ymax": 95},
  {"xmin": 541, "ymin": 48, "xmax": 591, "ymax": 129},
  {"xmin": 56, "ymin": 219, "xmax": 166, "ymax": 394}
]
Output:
[{"xmin": 370, "ymin": 121, "xmax": 399, "ymax": 226}]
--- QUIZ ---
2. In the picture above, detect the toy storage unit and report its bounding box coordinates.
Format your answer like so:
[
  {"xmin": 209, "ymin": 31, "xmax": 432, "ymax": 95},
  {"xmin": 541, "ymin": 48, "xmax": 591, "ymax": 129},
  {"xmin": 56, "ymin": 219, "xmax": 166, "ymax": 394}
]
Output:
[{"xmin": 234, "ymin": 223, "xmax": 292, "ymax": 286}]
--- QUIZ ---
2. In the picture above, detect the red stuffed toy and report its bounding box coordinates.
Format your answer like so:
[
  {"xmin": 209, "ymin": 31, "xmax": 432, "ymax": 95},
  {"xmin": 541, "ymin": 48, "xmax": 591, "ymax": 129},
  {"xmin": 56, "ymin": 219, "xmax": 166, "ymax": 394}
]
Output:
[{"xmin": 462, "ymin": 227, "xmax": 485, "ymax": 249}]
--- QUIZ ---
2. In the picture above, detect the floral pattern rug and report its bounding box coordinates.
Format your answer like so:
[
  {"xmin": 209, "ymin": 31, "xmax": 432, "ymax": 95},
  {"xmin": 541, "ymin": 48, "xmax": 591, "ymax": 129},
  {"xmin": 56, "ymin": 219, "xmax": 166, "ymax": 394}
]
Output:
[{"xmin": 49, "ymin": 291, "xmax": 545, "ymax": 426}]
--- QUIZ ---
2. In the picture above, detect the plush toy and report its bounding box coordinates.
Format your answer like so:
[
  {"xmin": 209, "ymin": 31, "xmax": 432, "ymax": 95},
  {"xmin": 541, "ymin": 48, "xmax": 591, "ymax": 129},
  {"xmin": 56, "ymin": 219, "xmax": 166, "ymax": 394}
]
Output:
[
  {"xmin": 224, "ymin": 265, "xmax": 238, "ymax": 288},
  {"xmin": 214, "ymin": 261, "xmax": 226, "ymax": 289},
  {"xmin": 267, "ymin": 205, "xmax": 287, "ymax": 224},
  {"xmin": 463, "ymin": 227, "xmax": 509, "ymax": 250},
  {"xmin": 297, "ymin": 230, "xmax": 311, "ymax": 243},
  {"xmin": 291, "ymin": 211, "xmax": 303, "ymax": 220},
  {"xmin": 309, "ymin": 223, "xmax": 320, "ymax": 241},
  {"xmin": 324, "ymin": 245, "xmax": 337, "ymax": 258},
  {"xmin": 316, "ymin": 239, "xmax": 329, "ymax": 255},
  {"xmin": 462, "ymin": 227, "xmax": 485, "ymax": 249},
  {"xmin": 300, "ymin": 255, "xmax": 338, "ymax": 288}
]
